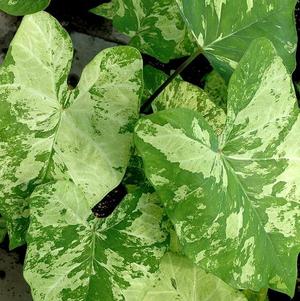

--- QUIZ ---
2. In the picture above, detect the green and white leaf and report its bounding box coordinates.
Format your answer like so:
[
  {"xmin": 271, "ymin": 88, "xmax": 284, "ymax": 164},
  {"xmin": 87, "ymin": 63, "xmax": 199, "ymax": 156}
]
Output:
[
  {"xmin": 177, "ymin": 0, "xmax": 297, "ymax": 80},
  {"xmin": 142, "ymin": 252, "xmax": 247, "ymax": 301},
  {"xmin": 91, "ymin": 0, "xmax": 197, "ymax": 63},
  {"xmin": 24, "ymin": 182, "xmax": 169, "ymax": 301},
  {"xmin": 0, "ymin": 0, "xmax": 50, "ymax": 16},
  {"xmin": 0, "ymin": 12, "xmax": 143, "ymax": 248},
  {"xmin": 134, "ymin": 38, "xmax": 300, "ymax": 295},
  {"xmin": 204, "ymin": 70, "xmax": 227, "ymax": 112},
  {"xmin": 144, "ymin": 65, "xmax": 226, "ymax": 134}
]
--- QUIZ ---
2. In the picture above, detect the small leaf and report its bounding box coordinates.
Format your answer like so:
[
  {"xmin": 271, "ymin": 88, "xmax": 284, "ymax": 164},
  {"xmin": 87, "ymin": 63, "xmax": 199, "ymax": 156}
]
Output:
[
  {"xmin": 177, "ymin": 0, "xmax": 297, "ymax": 80},
  {"xmin": 0, "ymin": 11, "xmax": 143, "ymax": 248},
  {"xmin": 24, "ymin": 182, "xmax": 169, "ymax": 301},
  {"xmin": 0, "ymin": 0, "xmax": 50, "ymax": 15},
  {"xmin": 204, "ymin": 70, "xmax": 228, "ymax": 112},
  {"xmin": 142, "ymin": 252, "xmax": 247, "ymax": 301},
  {"xmin": 135, "ymin": 38, "xmax": 300, "ymax": 295},
  {"xmin": 144, "ymin": 65, "xmax": 226, "ymax": 134},
  {"xmin": 92, "ymin": 0, "xmax": 197, "ymax": 62}
]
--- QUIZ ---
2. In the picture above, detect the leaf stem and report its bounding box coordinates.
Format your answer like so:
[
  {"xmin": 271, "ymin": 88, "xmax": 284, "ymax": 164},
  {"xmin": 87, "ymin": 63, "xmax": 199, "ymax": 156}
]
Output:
[{"xmin": 140, "ymin": 48, "xmax": 203, "ymax": 114}]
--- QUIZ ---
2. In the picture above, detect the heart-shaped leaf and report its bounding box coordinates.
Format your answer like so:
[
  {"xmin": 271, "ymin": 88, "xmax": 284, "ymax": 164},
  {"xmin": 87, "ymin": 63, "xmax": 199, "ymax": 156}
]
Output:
[
  {"xmin": 0, "ymin": 11, "xmax": 143, "ymax": 248},
  {"xmin": 91, "ymin": 0, "xmax": 197, "ymax": 62},
  {"xmin": 135, "ymin": 38, "xmax": 300, "ymax": 295},
  {"xmin": 177, "ymin": 0, "xmax": 297, "ymax": 80},
  {"xmin": 24, "ymin": 182, "xmax": 169, "ymax": 301},
  {"xmin": 0, "ymin": 0, "xmax": 50, "ymax": 15}
]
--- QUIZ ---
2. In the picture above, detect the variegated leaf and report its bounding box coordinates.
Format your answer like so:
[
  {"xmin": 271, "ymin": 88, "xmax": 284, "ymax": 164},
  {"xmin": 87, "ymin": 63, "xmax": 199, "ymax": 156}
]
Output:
[
  {"xmin": 134, "ymin": 38, "xmax": 300, "ymax": 295},
  {"xmin": 91, "ymin": 0, "xmax": 197, "ymax": 62},
  {"xmin": 177, "ymin": 0, "xmax": 297, "ymax": 80},
  {"xmin": 0, "ymin": 12, "xmax": 143, "ymax": 248},
  {"xmin": 24, "ymin": 182, "xmax": 169, "ymax": 301},
  {"xmin": 204, "ymin": 70, "xmax": 227, "ymax": 112},
  {"xmin": 0, "ymin": 0, "xmax": 50, "ymax": 15},
  {"xmin": 142, "ymin": 252, "xmax": 247, "ymax": 301},
  {"xmin": 144, "ymin": 65, "xmax": 226, "ymax": 134}
]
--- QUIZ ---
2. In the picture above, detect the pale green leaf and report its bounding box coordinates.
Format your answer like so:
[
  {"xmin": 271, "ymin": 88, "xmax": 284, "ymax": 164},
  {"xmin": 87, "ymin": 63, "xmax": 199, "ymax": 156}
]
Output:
[
  {"xmin": 0, "ymin": 0, "xmax": 50, "ymax": 16},
  {"xmin": 92, "ymin": 0, "xmax": 197, "ymax": 62},
  {"xmin": 90, "ymin": 2, "xmax": 115, "ymax": 19},
  {"xmin": 0, "ymin": 12, "xmax": 143, "ymax": 248},
  {"xmin": 134, "ymin": 38, "xmax": 300, "ymax": 295},
  {"xmin": 177, "ymin": 0, "xmax": 297, "ymax": 80},
  {"xmin": 144, "ymin": 65, "xmax": 226, "ymax": 134},
  {"xmin": 142, "ymin": 252, "xmax": 247, "ymax": 301},
  {"xmin": 24, "ymin": 182, "xmax": 169, "ymax": 301}
]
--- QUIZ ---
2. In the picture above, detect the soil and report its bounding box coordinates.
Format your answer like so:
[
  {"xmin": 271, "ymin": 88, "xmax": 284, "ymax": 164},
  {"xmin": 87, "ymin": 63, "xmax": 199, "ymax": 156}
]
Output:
[{"xmin": 1, "ymin": 0, "xmax": 300, "ymax": 300}]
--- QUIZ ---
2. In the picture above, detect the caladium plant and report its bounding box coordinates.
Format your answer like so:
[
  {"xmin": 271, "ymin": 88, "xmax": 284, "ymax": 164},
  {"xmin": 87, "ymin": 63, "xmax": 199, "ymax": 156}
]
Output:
[
  {"xmin": 0, "ymin": 0, "xmax": 50, "ymax": 15},
  {"xmin": 135, "ymin": 38, "xmax": 300, "ymax": 296},
  {"xmin": 91, "ymin": 0, "xmax": 197, "ymax": 62},
  {"xmin": 94, "ymin": 0, "xmax": 297, "ymax": 81},
  {"xmin": 176, "ymin": 0, "xmax": 298, "ymax": 80},
  {"xmin": 0, "ymin": 0, "xmax": 299, "ymax": 300},
  {"xmin": 0, "ymin": 11, "xmax": 143, "ymax": 248}
]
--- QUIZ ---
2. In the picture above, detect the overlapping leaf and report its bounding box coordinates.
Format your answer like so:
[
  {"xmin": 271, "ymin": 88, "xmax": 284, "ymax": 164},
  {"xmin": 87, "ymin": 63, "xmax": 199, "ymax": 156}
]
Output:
[
  {"xmin": 142, "ymin": 252, "xmax": 247, "ymax": 301},
  {"xmin": 24, "ymin": 182, "xmax": 169, "ymax": 301},
  {"xmin": 91, "ymin": 0, "xmax": 197, "ymax": 62},
  {"xmin": 0, "ymin": 12, "xmax": 143, "ymax": 248},
  {"xmin": 135, "ymin": 38, "xmax": 300, "ymax": 295},
  {"xmin": 177, "ymin": 0, "xmax": 297, "ymax": 80},
  {"xmin": 204, "ymin": 70, "xmax": 227, "ymax": 112},
  {"xmin": 0, "ymin": 0, "xmax": 50, "ymax": 15},
  {"xmin": 144, "ymin": 65, "xmax": 226, "ymax": 134}
]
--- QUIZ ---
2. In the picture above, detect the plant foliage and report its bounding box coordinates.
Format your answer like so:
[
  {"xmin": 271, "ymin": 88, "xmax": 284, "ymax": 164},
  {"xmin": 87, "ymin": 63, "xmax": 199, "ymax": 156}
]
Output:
[
  {"xmin": 177, "ymin": 0, "xmax": 298, "ymax": 80},
  {"xmin": 0, "ymin": 11, "xmax": 143, "ymax": 248},
  {"xmin": 0, "ymin": 0, "xmax": 50, "ymax": 15},
  {"xmin": 0, "ymin": 1, "xmax": 299, "ymax": 300},
  {"xmin": 135, "ymin": 38, "xmax": 300, "ymax": 296}
]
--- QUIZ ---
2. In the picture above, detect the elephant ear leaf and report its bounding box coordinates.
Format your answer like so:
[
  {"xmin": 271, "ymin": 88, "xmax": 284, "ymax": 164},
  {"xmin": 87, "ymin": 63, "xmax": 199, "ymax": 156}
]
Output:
[
  {"xmin": 91, "ymin": 0, "xmax": 197, "ymax": 63},
  {"xmin": 0, "ymin": 11, "xmax": 143, "ymax": 248},
  {"xmin": 134, "ymin": 38, "xmax": 300, "ymax": 296},
  {"xmin": 176, "ymin": 0, "xmax": 297, "ymax": 80},
  {"xmin": 24, "ymin": 183, "xmax": 169, "ymax": 301},
  {"xmin": 0, "ymin": 0, "xmax": 50, "ymax": 15}
]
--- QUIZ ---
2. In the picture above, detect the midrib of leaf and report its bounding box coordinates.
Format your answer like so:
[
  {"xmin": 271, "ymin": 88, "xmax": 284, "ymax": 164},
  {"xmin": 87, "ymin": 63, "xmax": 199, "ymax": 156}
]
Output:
[
  {"xmin": 39, "ymin": 108, "xmax": 63, "ymax": 182},
  {"xmin": 220, "ymin": 155, "xmax": 291, "ymax": 282}
]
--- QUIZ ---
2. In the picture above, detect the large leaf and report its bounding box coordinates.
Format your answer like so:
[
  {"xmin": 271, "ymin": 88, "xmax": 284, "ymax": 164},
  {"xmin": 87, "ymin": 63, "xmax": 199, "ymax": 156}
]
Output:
[
  {"xmin": 91, "ymin": 0, "xmax": 197, "ymax": 62},
  {"xmin": 24, "ymin": 182, "xmax": 169, "ymax": 301},
  {"xmin": 0, "ymin": 0, "xmax": 50, "ymax": 15},
  {"xmin": 142, "ymin": 252, "xmax": 247, "ymax": 301},
  {"xmin": 177, "ymin": 0, "xmax": 297, "ymax": 80},
  {"xmin": 134, "ymin": 38, "xmax": 300, "ymax": 295},
  {"xmin": 0, "ymin": 12, "xmax": 143, "ymax": 248}
]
